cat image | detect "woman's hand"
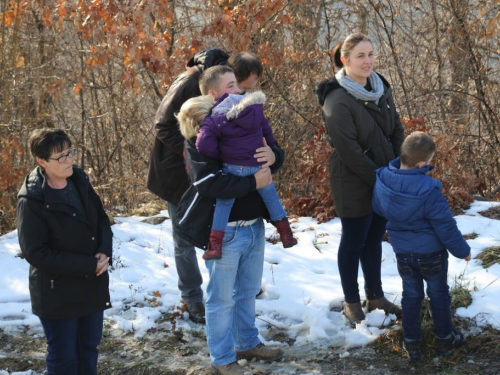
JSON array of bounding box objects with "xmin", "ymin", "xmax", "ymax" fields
[
  {"xmin": 254, "ymin": 138, "xmax": 276, "ymax": 168},
  {"xmin": 95, "ymin": 253, "xmax": 110, "ymax": 276}
]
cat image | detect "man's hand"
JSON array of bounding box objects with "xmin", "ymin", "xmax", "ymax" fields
[
  {"xmin": 254, "ymin": 167, "xmax": 272, "ymax": 189},
  {"xmin": 464, "ymin": 252, "xmax": 471, "ymax": 262},
  {"xmin": 254, "ymin": 138, "xmax": 276, "ymax": 168}
]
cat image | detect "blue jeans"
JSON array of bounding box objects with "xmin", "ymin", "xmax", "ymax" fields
[
  {"xmin": 211, "ymin": 163, "xmax": 286, "ymax": 231},
  {"xmin": 39, "ymin": 310, "xmax": 104, "ymax": 375},
  {"xmin": 396, "ymin": 250, "xmax": 453, "ymax": 340},
  {"xmin": 167, "ymin": 202, "xmax": 204, "ymax": 303},
  {"xmin": 205, "ymin": 219, "xmax": 265, "ymax": 366},
  {"xmin": 338, "ymin": 212, "xmax": 386, "ymax": 302}
]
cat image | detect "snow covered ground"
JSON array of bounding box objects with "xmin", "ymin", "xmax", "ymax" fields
[{"xmin": 1, "ymin": 200, "xmax": 499, "ymax": 364}]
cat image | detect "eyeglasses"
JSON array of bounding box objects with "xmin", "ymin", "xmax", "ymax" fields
[{"xmin": 47, "ymin": 148, "xmax": 76, "ymax": 164}]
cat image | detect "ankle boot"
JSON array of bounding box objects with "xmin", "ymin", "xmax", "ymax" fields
[
  {"xmin": 273, "ymin": 218, "xmax": 298, "ymax": 248},
  {"xmin": 343, "ymin": 301, "xmax": 365, "ymax": 328},
  {"xmin": 366, "ymin": 296, "xmax": 402, "ymax": 318},
  {"xmin": 203, "ymin": 230, "xmax": 224, "ymax": 260}
]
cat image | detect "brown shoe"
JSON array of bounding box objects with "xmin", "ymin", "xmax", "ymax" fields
[
  {"xmin": 235, "ymin": 343, "xmax": 283, "ymax": 362},
  {"xmin": 211, "ymin": 361, "xmax": 246, "ymax": 375},
  {"xmin": 366, "ymin": 296, "xmax": 402, "ymax": 318},
  {"xmin": 186, "ymin": 301, "xmax": 205, "ymax": 324},
  {"xmin": 343, "ymin": 301, "xmax": 365, "ymax": 328}
]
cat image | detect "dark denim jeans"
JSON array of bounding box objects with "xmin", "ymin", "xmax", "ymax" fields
[
  {"xmin": 39, "ymin": 310, "xmax": 103, "ymax": 375},
  {"xmin": 396, "ymin": 249, "xmax": 453, "ymax": 340},
  {"xmin": 338, "ymin": 212, "xmax": 386, "ymax": 303},
  {"xmin": 168, "ymin": 202, "xmax": 204, "ymax": 303}
]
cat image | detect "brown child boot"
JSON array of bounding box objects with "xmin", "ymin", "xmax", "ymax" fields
[
  {"xmin": 273, "ymin": 218, "xmax": 298, "ymax": 248},
  {"xmin": 203, "ymin": 230, "xmax": 224, "ymax": 260}
]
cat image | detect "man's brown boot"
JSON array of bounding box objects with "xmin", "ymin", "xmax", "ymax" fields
[
  {"xmin": 236, "ymin": 343, "xmax": 283, "ymax": 362},
  {"xmin": 366, "ymin": 296, "xmax": 402, "ymax": 318},
  {"xmin": 211, "ymin": 361, "xmax": 246, "ymax": 374},
  {"xmin": 343, "ymin": 301, "xmax": 365, "ymax": 328}
]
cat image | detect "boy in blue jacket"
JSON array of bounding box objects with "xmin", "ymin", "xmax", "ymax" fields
[{"xmin": 372, "ymin": 131, "xmax": 471, "ymax": 359}]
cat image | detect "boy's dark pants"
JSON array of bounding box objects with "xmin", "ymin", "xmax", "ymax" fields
[{"xmin": 396, "ymin": 249, "xmax": 453, "ymax": 340}]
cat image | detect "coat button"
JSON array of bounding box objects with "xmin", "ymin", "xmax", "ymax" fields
[
  {"xmin": 73, "ymin": 213, "xmax": 76, "ymax": 216},
  {"xmin": 365, "ymin": 102, "xmax": 368, "ymax": 105},
  {"xmin": 106, "ymin": 302, "xmax": 110, "ymax": 306},
  {"xmin": 46, "ymin": 205, "xmax": 49, "ymax": 208},
  {"xmin": 92, "ymin": 237, "xmax": 95, "ymax": 240}
]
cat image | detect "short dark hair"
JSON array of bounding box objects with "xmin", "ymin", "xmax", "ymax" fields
[
  {"xmin": 227, "ymin": 52, "xmax": 263, "ymax": 83},
  {"xmin": 199, "ymin": 65, "xmax": 234, "ymax": 95},
  {"xmin": 400, "ymin": 131, "xmax": 436, "ymax": 168},
  {"xmin": 29, "ymin": 128, "xmax": 72, "ymax": 161}
]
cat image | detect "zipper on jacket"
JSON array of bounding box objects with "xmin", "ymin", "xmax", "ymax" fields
[{"xmin": 51, "ymin": 280, "xmax": 54, "ymax": 289}]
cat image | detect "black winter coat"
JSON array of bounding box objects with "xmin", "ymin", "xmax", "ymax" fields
[
  {"xmin": 147, "ymin": 49, "xmax": 230, "ymax": 205},
  {"xmin": 16, "ymin": 166, "xmax": 113, "ymax": 319},
  {"xmin": 175, "ymin": 138, "xmax": 284, "ymax": 249},
  {"xmin": 316, "ymin": 73, "xmax": 405, "ymax": 218}
]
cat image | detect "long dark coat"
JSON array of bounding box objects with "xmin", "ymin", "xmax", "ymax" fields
[
  {"xmin": 146, "ymin": 49, "xmax": 229, "ymax": 204},
  {"xmin": 16, "ymin": 166, "xmax": 113, "ymax": 319},
  {"xmin": 316, "ymin": 73, "xmax": 405, "ymax": 217}
]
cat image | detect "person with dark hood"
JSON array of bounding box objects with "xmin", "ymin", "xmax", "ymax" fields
[
  {"xmin": 147, "ymin": 49, "xmax": 272, "ymax": 323},
  {"xmin": 315, "ymin": 32, "xmax": 405, "ymax": 327}
]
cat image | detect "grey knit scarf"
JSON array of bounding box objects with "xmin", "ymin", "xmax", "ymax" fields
[{"xmin": 335, "ymin": 68, "xmax": 384, "ymax": 104}]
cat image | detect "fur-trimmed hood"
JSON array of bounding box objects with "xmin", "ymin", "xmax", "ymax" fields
[{"xmin": 225, "ymin": 91, "xmax": 266, "ymax": 120}]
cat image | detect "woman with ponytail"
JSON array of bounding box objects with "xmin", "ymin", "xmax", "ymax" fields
[{"xmin": 316, "ymin": 33, "xmax": 405, "ymax": 327}]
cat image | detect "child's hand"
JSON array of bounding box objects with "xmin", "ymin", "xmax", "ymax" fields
[
  {"xmin": 254, "ymin": 138, "xmax": 276, "ymax": 168},
  {"xmin": 464, "ymin": 252, "xmax": 471, "ymax": 262}
]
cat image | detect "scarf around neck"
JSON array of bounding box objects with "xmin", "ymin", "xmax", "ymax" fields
[{"xmin": 335, "ymin": 68, "xmax": 384, "ymax": 104}]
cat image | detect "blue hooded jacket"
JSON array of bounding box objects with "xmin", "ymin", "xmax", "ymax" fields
[{"xmin": 372, "ymin": 158, "xmax": 470, "ymax": 258}]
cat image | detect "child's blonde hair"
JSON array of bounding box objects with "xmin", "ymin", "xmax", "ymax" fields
[{"xmin": 177, "ymin": 95, "xmax": 215, "ymax": 139}]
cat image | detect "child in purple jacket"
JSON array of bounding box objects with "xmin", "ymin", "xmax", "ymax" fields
[{"xmin": 195, "ymin": 90, "xmax": 297, "ymax": 260}]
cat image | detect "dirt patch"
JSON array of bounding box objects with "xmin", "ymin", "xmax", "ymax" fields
[{"xmin": 1, "ymin": 318, "xmax": 500, "ymax": 375}]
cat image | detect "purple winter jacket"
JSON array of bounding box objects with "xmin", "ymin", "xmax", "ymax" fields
[{"xmin": 196, "ymin": 91, "xmax": 277, "ymax": 167}]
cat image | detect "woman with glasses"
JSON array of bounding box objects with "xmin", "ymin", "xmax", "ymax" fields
[{"xmin": 16, "ymin": 128, "xmax": 112, "ymax": 375}]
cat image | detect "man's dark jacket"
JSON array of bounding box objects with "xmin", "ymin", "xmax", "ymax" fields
[
  {"xmin": 176, "ymin": 138, "xmax": 284, "ymax": 249},
  {"xmin": 147, "ymin": 49, "xmax": 229, "ymax": 204},
  {"xmin": 17, "ymin": 166, "xmax": 113, "ymax": 319},
  {"xmin": 316, "ymin": 73, "xmax": 405, "ymax": 217}
]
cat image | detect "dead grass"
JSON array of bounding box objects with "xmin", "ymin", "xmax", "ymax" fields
[
  {"xmin": 476, "ymin": 246, "xmax": 500, "ymax": 269},
  {"xmin": 478, "ymin": 205, "xmax": 500, "ymax": 220}
]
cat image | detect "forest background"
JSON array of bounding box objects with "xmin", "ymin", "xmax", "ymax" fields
[{"xmin": 1, "ymin": 0, "xmax": 499, "ymax": 235}]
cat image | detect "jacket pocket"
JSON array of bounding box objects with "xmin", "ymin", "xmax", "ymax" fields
[{"xmin": 42, "ymin": 273, "xmax": 95, "ymax": 310}]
